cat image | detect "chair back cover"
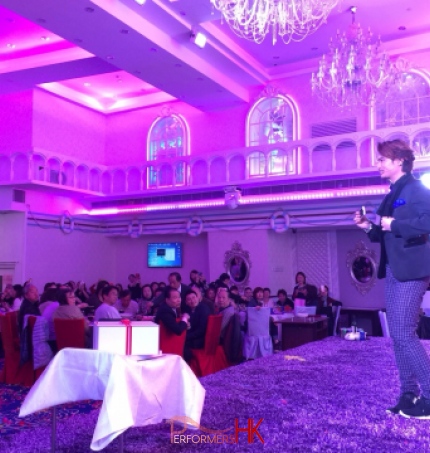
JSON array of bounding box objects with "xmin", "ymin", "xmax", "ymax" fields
[
  {"xmin": 203, "ymin": 315, "xmax": 222, "ymax": 355},
  {"xmin": 378, "ymin": 311, "xmax": 390, "ymax": 338},
  {"xmin": 159, "ymin": 321, "xmax": 186, "ymax": 356},
  {"xmin": 54, "ymin": 318, "xmax": 86, "ymax": 350},
  {"xmin": 332, "ymin": 305, "xmax": 341, "ymax": 336},
  {"xmin": 247, "ymin": 307, "xmax": 271, "ymax": 336}
]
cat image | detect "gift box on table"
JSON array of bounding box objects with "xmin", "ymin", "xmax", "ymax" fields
[{"xmin": 93, "ymin": 321, "xmax": 159, "ymax": 356}]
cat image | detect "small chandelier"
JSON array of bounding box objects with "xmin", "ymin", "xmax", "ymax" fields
[
  {"xmin": 311, "ymin": 6, "xmax": 408, "ymax": 108},
  {"xmin": 210, "ymin": 0, "xmax": 341, "ymax": 45}
]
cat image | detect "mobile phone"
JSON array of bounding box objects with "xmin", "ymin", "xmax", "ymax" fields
[{"xmin": 360, "ymin": 206, "xmax": 366, "ymax": 217}]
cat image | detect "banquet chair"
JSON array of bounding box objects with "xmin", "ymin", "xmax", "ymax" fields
[
  {"xmin": 54, "ymin": 318, "xmax": 86, "ymax": 351},
  {"xmin": 189, "ymin": 314, "xmax": 228, "ymax": 377},
  {"xmin": 243, "ymin": 307, "xmax": 273, "ymax": 360},
  {"xmin": 0, "ymin": 311, "xmax": 22, "ymax": 384},
  {"xmin": 159, "ymin": 321, "xmax": 186, "ymax": 356},
  {"xmin": 378, "ymin": 310, "xmax": 390, "ymax": 338}
]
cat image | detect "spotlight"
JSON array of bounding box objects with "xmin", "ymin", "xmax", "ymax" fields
[
  {"xmin": 135, "ymin": 0, "xmax": 146, "ymax": 5},
  {"xmin": 190, "ymin": 31, "xmax": 207, "ymax": 49},
  {"xmin": 421, "ymin": 173, "xmax": 430, "ymax": 189}
]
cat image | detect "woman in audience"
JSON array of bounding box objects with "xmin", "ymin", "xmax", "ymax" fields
[
  {"xmin": 275, "ymin": 289, "xmax": 294, "ymax": 311},
  {"xmin": 262, "ymin": 287, "xmax": 274, "ymax": 308},
  {"xmin": 292, "ymin": 272, "xmax": 318, "ymax": 307},
  {"xmin": 53, "ymin": 289, "xmax": 91, "ymax": 347},
  {"xmin": 150, "ymin": 282, "xmax": 159, "ymax": 295},
  {"xmin": 0, "ymin": 284, "xmax": 23, "ymax": 312},
  {"xmin": 249, "ymin": 287, "xmax": 264, "ymax": 307},
  {"xmin": 205, "ymin": 287, "xmax": 216, "ymax": 305},
  {"xmin": 140, "ymin": 284, "xmax": 154, "ymax": 315}
]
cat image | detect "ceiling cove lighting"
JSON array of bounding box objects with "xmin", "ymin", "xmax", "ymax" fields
[
  {"xmin": 311, "ymin": 6, "xmax": 409, "ymax": 108},
  {"xmin": 210, "ymin": 0, "xmax": 340, "ymax": 45},
  {"xmin": 88, "ymin": 186, "xmax": 388, "ymax": 216}
]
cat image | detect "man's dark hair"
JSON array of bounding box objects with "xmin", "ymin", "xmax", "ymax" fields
[
  {"xmin": 169, "ymin": 272, "xmax": 181, "ymax": 282},
  {"xmin": 101, "ymin": 285, "xmax": 117, "ymax": 298},
  {"xmin": 377, "ymin": 140, "xmax": 415, "ymax": 173},
  {"xmin": 165, "ymin": 286, "xmax": 180, "ymax": 300},
  {"xmin": 119, "ymin": 289, "xmax": 131, "ymax": 299}
]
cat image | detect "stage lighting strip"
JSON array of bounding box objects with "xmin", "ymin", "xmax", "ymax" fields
[{"xmin": 88, "ymin": 186, "xmax": 388, "ymax": 215}]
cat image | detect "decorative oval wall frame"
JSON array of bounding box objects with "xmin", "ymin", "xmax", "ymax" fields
[
  {"xmin": 186, "ymin": 216, "xmax": 204, "ymax": 236},
  {"xmin": 270, "ymin": 210, "xmax": 290, "ymax": 233},
  {"xmin": 60, "ymin": 211, "xmax": 75, "ymax": 234}
]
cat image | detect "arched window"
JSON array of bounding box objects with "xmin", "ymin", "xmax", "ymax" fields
[
  {"xmin": 147, "ymin": 113, "xmax": 189, "ymax": 187},
  {"xmin": 246, "ymin": 94, "xmax": 299, "ymax": 147},
  {"xmin": 375, "ymin": 71, "xmax": 430, "ymax": 129}
]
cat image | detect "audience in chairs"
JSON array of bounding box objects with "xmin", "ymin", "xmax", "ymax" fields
[
  {"xmin": 18, "ymin": 284, "xmax": 40, "ymax": 334},
  {"xmin": 94, "ymin": 286, "xmax": 120, "ymax": 321},
  {"xmin": 215, "ymin": 287, "xmax": 235, "ymax": 342},
  {"xmin": 114, "ymin": 290, "xmax": 139, "ymax": 317},
  {"xmin": 317, "ymin": 285, "xmax": 342, "ymax": 336},
  {"xmin": 183, "ymin": 290, "xmax": 211, "ymax": 362},
  {"xmin": 154, "ymin": 287, "xmax": 190, "ymax": 335}
]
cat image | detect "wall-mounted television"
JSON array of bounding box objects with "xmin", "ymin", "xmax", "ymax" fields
[{"xmin": 147, "ymin": 242, "xmax": 183, "ymax": 268}]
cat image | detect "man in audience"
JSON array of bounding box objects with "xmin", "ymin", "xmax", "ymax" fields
[
  {"xmin": 114, "ymin": 289, "xmax": 139, "ymax": 317},
  {"xmin": 127, "ymin": 274, "xmax": 142, "ymax": 301},
  {"xmin": 183, "ymin": 290, "xmax": 211, "ymax": 362},
  {"xmin": 243, "ymin": 287, "xmax": 253, "ymax": 304},
  {"xmin": 153, "ymin": 272, "xmax": 190, "ymax": 313},
  {"xmin": 154, "ymin": 287, "xmax": 189, "ymax": 335},
  {"xmin": 87, "ymin": 280, "xmax": 109, "ymax": 310},
  {"xmin": 18, "ymin": 284, "xmax": 41, "ymax": 333},
  {"xmin": 216, "ymin": 287, "xmax": 235, "ymax": 342},
  {"xmin": 94, "ymin": 285, "xmax": 121, "ymax": 321},
  {"xmin": 317, "ymin": 285, "xmax": 342, "ymax": 336},
  {"xmin": 190, "ymin": 284, "xmax": 215, "ymax": 314}
]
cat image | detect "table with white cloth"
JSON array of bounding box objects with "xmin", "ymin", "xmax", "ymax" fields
[{"xmin": 19, "ymin": 348, "xmax": 206, "ymax": 451}]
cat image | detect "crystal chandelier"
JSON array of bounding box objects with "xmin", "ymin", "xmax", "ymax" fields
[
  {"xmin": 311, "ymin": 7, "xmax": 408, "ymax": 108},
  {"xmin": 210, "ymin": 0, "xmax": 340, "ymax": 45}
]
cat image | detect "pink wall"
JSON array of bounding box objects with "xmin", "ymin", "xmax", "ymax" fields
[
  {"xmin": 32, "ymin": 89, "xmax": 106, "ymax": 163},
  {"xmin": 25, "ymin": 225, "xmax": 115, "ymax": 291},
  {"xmin": 0, "ymin": 91, "xmax": 33, "ymax": 154}
]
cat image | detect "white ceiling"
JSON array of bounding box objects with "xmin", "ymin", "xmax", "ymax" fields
[{"xmin": 0, "ymin": 0, "xmax": 429, "ymax": 113}]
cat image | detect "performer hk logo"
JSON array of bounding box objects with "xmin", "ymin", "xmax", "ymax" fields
[{"xmin": 168, "ymin": 416, "xmax": 264, "ymax": 444}]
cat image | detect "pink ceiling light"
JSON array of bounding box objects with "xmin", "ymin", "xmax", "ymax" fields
[{"xmin": 210, "ymin": 0, "xmax": 340, "ymax": 45}]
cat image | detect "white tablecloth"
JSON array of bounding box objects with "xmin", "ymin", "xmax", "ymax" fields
[{"xmin": 19, "ymin": 348, "xmax": 205, "ymax": 451}]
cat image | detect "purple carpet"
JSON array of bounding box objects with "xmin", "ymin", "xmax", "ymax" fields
[{"xmin": 2, "ymin": 337, "xmax": 430, "ymax": 452}]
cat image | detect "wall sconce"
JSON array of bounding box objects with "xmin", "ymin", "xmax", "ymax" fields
[{"xmin": 190, "ymin": 31, "xmax": 207, "ymax": 49}]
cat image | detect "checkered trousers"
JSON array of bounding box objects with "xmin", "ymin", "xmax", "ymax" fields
[{"xmin": 385, "ymin": 265, "xmax": 430, "ymax": 397}]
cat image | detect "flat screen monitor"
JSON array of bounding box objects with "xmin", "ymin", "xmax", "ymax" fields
[{"xmin": 147, "ymin": 242, "xmax": 182, "ymax": 268}]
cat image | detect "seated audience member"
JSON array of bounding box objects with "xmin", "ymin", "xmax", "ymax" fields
[
  {"xmin": 159, "ymin": 282, "xmax": 166, "ymax": 288},
  {"xmin": 0, "ymin": 284, "xmax": 23, "ymax": 312},
  {"xmin": 229, "ymin": 285, "xmax": 246, "ymax": 309},
  {"xmin": 249, "ymin": 287, "xmax": 264, "ymax": 307},
  {"xmin": 154, "ymin": 287, "xmax": 189, "ymax": 336},
  {"xmin": 216, "ymin": 287, "xmax": 235, "ymax": 342},
  {"xmin": 183, "ymin": 290, "xmax": 211, "ymax": 362},
  {"xmin": 140, "ymin": 284, "xmax": 154, "ymax": 315},
  {"xmin": 18, "ymin": 284, "xmax": 41, "ymax": 333},
  {"xmin": 39, "ymin": 288, "xmax": 60, "ymax": 347},
  {"xmin": 74, "ymin": 281, "xmax": 89, "ymax": 303},
  {"xmin": 243, "ymin": 287, "xmax": 253, "ymax": 304},
  {"xmin": 53, "ymin": 289, "xmax": 91, "ymax": 347},
  {"xmin": 153, "ymin": 272, "xmax": 190, "ymax": 314},
  {"xmin": 87, "ymin": 280, "xmax": 109, "ymax": 310},
  {"xmin": 317, "ymin": 285, "xmax": 342, "ymax": 336},
  {"xmin": 127, "ymin": 274, "xmax": 142, "ymax": 301},
  {"xmin": 189, "ymin": 270, "xmax": 208, "ymax": 291},
  {"xmin": 216, "ymin": 273, "xmax": 231, "ymax": 290},
  {"xmin": 114, "ymin": 290, "xmax": 139, "ymax": 317},
  {"xmin": 275, "ymin": 289, "xmax": 294, "ymax": 311},
  {"xmin": 150, "ymin": 282, "xmax": 159, "ymax": 296},
  {"xmin": 94, "ymin": 285, "xmax": 121, "ymax": 321},
  {"xmin": 205, "ymin": 287, "xmax": 216, "ymax": 304},
  {"xmin": 190, "ymin": 284, "xmax": 215, "ymax": 314},
  {"xmin": 262, "ymin": 288, "xmax": 274, "ymax": 308}
]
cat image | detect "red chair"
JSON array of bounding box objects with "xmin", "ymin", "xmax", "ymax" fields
[
  {"xmin": 0, "ymin": 311, "xmax": 22, "ymax": 384},
  {"xmin": 54, "ymin": 318, "xmax": 86, "ymax": 351},
  {"xmin": 159, "ymin": 321, "xmax": 186, "ymax": 356},
  {"xmin": 189, "ymin": 315, "xmax": 229, "ymax": 377}
]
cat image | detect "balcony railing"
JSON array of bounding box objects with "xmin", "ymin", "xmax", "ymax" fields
[{"xmin": 0, "ymin": 122, "xmax": 429, "ymax": 197}]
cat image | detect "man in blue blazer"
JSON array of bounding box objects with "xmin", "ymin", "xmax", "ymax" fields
[{"xmin": 354, "ymin": 139, "xmax": 430, "ymax": 419}]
